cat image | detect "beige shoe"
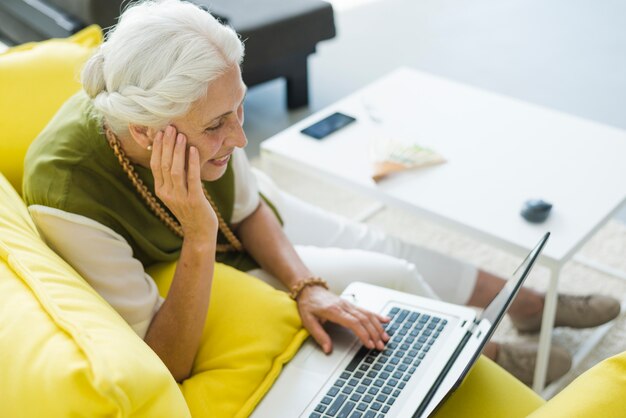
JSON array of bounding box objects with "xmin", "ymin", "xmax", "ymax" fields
[
  {"xmin": 511, "ymin": 294, "xmax": 621, "ymax": 333},
  {"xmin": 495, "ymin": 342, "xmax": 572, "ymax": 386}
]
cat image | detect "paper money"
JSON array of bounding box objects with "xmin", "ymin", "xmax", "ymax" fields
[{"xmin": 370, "ymin": 137, "xmax": 446, "ymax": 182}]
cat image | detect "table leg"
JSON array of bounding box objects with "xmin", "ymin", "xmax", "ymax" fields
[{"xmin": 532, "ymin": 263, "xmax": 561, "ymax": 393}]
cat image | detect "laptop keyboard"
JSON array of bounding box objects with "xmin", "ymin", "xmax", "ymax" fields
[{"xmin": 308, "ymin": 307, "xmax": 448, "ymax": 418}]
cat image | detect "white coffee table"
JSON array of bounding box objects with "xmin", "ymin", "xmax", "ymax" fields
[{"xmin": 260, "ymin": 67, "xmax": 626, "ymax": 393}]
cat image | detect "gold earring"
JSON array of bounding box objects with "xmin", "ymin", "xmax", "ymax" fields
[{"xmin": 147, "ymin": 145, "xmax": 153, "ymax": 151}]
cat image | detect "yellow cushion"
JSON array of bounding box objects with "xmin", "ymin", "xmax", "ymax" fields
[
  {"xmin": 528, "ymin": 351, "xmax": 626, "ymax": 418},
  {"xmin": 147, "ymin": 262, "xmax": 309, "ymax": 418},
  {"xmin": 0, "ymin": 173, "xmax": 190, "ymax": 417},
  {"xmin": 0, "ymin": 25, "xmax": 102, "ymax": 193},
  {"xmin": 433, "ymin": 356, "xmax": 545, "ymax": 418}
]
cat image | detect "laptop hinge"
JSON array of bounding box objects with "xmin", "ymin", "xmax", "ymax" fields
[{"xmin": 468, "ymin": 319, "xmax": 481, "ymax": 334}]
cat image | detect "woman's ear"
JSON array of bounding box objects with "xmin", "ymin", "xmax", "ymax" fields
[{"xmin": 128, "ymin": 124, "xmax": 158, "ymax": 150}]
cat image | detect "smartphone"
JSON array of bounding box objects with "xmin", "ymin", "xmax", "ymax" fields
[{"xmin": 300, "ymin": 112, "xmax": 357, "ymax": 140}]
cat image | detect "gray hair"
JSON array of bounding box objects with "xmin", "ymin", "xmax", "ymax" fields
[{"xmin": 81, "ymin": 0, "xmax": 244, "ymax": 135}]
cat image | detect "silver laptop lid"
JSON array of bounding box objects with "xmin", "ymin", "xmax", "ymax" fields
[
  {"xmin": 413, "ymin": 232, "xmax": 550, "ymax": 417},
  {"xmin": 479, "ymin": 231, "xmax": 550, "ymax": 334}
]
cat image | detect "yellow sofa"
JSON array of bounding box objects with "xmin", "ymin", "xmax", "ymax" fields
[
  {"xmin": 0, "ymin": 26, "xmax": 309, "ymax": 418},
  {"xmin": 2, "ymin": 25, "xmax": 625, "ymax": 418}
]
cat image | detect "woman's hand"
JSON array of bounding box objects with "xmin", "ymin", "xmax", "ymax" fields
[
  {"xmin": 150, "ymin": 125, "xmax": 218, "ymax": 239},
  {"xmin": 297, "ymin": 286, "xmax": 390, "ymax": 354}
]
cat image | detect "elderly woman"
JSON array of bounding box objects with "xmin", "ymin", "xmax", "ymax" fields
[{"xmin": 23, "ymin": 0, "xmax": 618, "ymax": 386}]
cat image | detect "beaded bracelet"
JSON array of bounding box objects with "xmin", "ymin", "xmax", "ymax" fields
[{"xmin": 289, "ymin": 277, "xmax": 329, "ymax": 300}]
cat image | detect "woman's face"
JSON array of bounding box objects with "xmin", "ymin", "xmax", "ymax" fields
[{"xmin": 170, "ymin": 64, "xmax": 248, "ymax": 181}]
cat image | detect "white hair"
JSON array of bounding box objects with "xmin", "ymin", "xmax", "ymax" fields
[{"xmin": 81, "ymin": 0, "xmax": 244, "ymax": 135}]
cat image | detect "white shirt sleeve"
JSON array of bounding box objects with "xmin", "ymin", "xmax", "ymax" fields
[
  {"xmin": 231, "ymin": 147, "xmax": 260, "ymax": 224},
  {"xmin": 28, "ymin": 205, "xmax": 164, "ymax": 339}
]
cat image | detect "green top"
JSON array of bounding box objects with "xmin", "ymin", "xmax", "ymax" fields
[{"xmin": 23, "ymin": 91, "xmax": 261, "ymax": 271}]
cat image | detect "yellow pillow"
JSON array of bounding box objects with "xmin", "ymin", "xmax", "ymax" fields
[
  {"xmin": 0, "ymin": 173, "xmax": 190, "ymax": 417},
  {"xmin": 527, "ymin": 351, "xmax": 626, "ymax": 418},
  {"xmin": 147, "ymin": 262, "xmax": 309, "ymax": 418},
  {"xmin": 0, "ymin": 25, "xmax": 102, "ymax": 193}
]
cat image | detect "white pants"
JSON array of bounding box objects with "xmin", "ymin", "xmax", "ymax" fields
[{"xmin": 249, "ymin": 171, "xmax": 477, "ymax": 305}]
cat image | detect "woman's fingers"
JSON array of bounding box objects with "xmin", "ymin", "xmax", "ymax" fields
[
  {"xmin": 357, "ymin": 306, "xmax": 390, "ymax": 340},
  {"xmin": 160, "ymin": 125, "xmax": 177, "ymax": 190},
  {"xmin": 347, "ymin": 305, "xmax": 388, "ymax": 350},
  {"xmin": 150, "ymin": 131, "xmax": 164, "ymax": 188},
  {"xmin": 325, "ymin": 306, "xmax": 376, "ymax": 350},
  {"xmin": 298, "ymin": 288, "xmax": 389, "ymax": 353},
  {"xmin": 377, "ymin": 313, "xmax": 392, "ymax": 324},
  {"xmin": 171, "ymin": 133, "xmax": 187, "ymax": 194},
  {"xmin": 187, "ymin": 146, "xmax": 203, "ymax": 198},
  {"xmin": 351, "ymin": 306, "xmax": 388, "ymax": 350},
  {"xmin": 329, "ymin": 303, "xmax": 390, "ymax": 350},
  {"xmin": 302, "ymin": 313, "xmax": 333, "ymax": 354},
  {"xmin": 145, "ymin": 128, "xmax": 216, "ymax": 235},
  {"xmin": 345, "ymin": 306, "xmax": 379, "ymax": 349}
]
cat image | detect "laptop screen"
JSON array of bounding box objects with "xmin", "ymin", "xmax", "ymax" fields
[
  {"xmin": 412, "ymin": 232, "xmax": 550, "ymax": 418},
  {"xmin": 479, "ymin": 232, "xmax": 550, "ymax": 326}
]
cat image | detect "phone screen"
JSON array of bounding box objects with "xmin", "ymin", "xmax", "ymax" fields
[{"xmin": 300, "ymin": 112, "xmax": 357, "ymax": 140}]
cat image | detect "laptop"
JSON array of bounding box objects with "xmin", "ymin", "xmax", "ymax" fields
[{"xmin": 251, "ymin": 232, "xmax": 550, "ymax": 418}]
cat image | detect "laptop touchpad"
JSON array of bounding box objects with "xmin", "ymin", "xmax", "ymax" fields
[{"xmin": 293, "ymin": 323, "xmax": 358, "ymax": 375}]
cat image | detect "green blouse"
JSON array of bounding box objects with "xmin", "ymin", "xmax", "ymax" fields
[{"xmin": 23, "ymin": 91, "xmax": 261, "ymax": 271}]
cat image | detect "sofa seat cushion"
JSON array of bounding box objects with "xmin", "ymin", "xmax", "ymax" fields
[
  {"xmin": 0, "ymin": 173, "xmax": 190, "ymax": 417},
  {"xmin": 147, "ymin": 262, "xmax": 309, "ymax": 418},
  {"xmin": 0, "ymin": 24, "xmax": 101, "ymax": 193}
]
